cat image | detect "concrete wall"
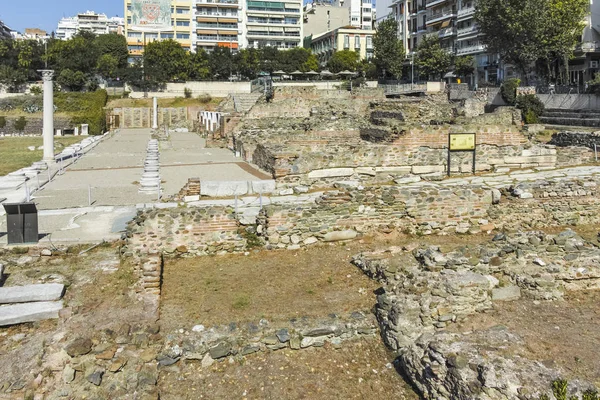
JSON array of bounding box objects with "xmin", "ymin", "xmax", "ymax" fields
[
  {"xmin": 128, "ymin": 81, "xmax": 251, "ymax": 98},
  {"xmin": 273, "ymin": 81, "xmax": 379, "ymax": 89},
  {"xmin": 537, "ymin": 94, "xmax": 600, "ymax": 110}
]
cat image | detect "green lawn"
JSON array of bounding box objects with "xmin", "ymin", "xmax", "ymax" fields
[{"xmin": 0, "ymin": 136, "xmax": 83, "ymax": 176}]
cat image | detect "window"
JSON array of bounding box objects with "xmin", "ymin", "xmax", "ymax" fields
[
  {"xmin": 176, "ymin": 33, "xmax": 190, "ymax": 39},
  {"xmin": 161, "ymin": 33, "xmax": 174, "ymax": 38},
  {"xmin": 176, "ymin": 20, "xmax": 190, "ymax": 26},
  {"xmin": 366, "ymin": 35, "xmax": 372, "ymax": 48},
  {"xmin": 127, "ymin": 32, "xmax": 142, "ymax": 38},
  {"xmin": 176, "ymin": 8, "xmax": 190, "ymax": 14},
  {"xmin": 146, "ymin": 33, "xmax": 158, "ymax": 39},
  {"xmin": 344, "ymin": 35, "xmax": 349, "ymax": 48},
  {"xmin": 354, "ymin": 35, "xmax": 360, "ymax": 49}
]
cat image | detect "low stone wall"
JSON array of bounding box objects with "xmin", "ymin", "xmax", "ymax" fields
[
  {"xmin": 549, "ymin": 131, "xmax": 600, "ymax": 149},
  {"xmin": 537, "ymin": 93, "xmax": 600, "ymax": 109},
  {"xmin": 162, "ymin": 311, "xmax": 378, "ymax": 363},
  {"xmin": 0, "ymin": 116, "xmax": 73, "ymax": 136}
]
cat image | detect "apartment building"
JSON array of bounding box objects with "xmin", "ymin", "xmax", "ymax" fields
[
  {"xmin": 349, "ymin": 0, "xmax": 375, "ymax": 30},
  {"xmin": 195, "ymin": 0, "xmax": 241, "ymax": 53},
  {"xmin": 568, "ymin": 0, "xmax": 600, "ymax": 84},
  {"xmin": 303, "ymin": 0, "xmax": 350, "ymax": 38},
  {"xmin": 244, "ymin": 0, "xmax": 303, "ymax": 49},
  {"xmin": 56, "ymin": 11, "xmax": 125, "ymax": 40},
  {"xmin": 125, "ymin": 0, "xmax": 194, "ymax": 59},
  {"xmin": 0, "ymin": 20, "xmax": 11, "ymax": 39},
  {"xmin": 310, "ymin": 25, "xmax": 374, "ymax": 66}
]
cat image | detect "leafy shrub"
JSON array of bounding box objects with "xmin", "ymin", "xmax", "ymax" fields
[
  {"xmin": 55, "ymin": 90, "xmax": 108, "ymax": 135},
  {"xmin": 29, "ymin": 86, "xmax": 42, "ymax": 95},
  {"xmin": 13, "ymin": 116, "xmax": 27, "ymax": 132},
  {"xmin": 501, "ymin": 78, "xmax": 521, "ymax": 105},
  {"xmin": 197, "ymin": 94, "xmax": 212, "ymax": 103},
  {"xmin": 0, "ymin": 116, "xmax": 6, "ymax": 129},
  {"xmin": 516, "ymin": 94, "xmax": 545, "ymax": 124},
  {"xmin": 184, "ymin": 87, "xmax": 192, "ymax": 98},
  {"xmin": 539, "ymin": 379, "xmax": 598, "ymax": 400}
]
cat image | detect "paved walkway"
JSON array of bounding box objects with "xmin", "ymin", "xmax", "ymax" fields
[
  {"xmin": 33, "ymin": 129, "xmax": 266, "ymax": 210},
  {"xmin": 0, "ymin": 129, "xmax": 270, "ymax": 245}
]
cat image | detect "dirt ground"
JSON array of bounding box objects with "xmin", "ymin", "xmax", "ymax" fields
[
  {"xmin": 160, "ymin": 242, "xmax": 381, "ymax": 332},
  {"xmin": 158, "ymin": 337, "xmax": 419, "ymax": 400},
  {"xmin": 451, "ymin": 290, "xmax": 600, "ymax": 387}
]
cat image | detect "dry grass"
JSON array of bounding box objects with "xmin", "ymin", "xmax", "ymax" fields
[
  {"xmin": 160, "ymin": 242, "xmax": 381, "ymax": 331},
  {"xmin": 0, "ymin": 136, "xmax": 83, "ymax": 176}
]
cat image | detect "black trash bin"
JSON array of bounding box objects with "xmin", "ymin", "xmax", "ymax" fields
[{"xmin": 3, "ymin": 203, "xmax": 39, "ymax": 244}]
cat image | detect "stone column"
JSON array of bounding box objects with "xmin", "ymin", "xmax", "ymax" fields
[
  {"xmin": 39, "ymin": 70, "xmax": 54, "ymax": 163},
  {"xmin": 152, "ymin": 97, "xmax": 158, "ymax": 129}
]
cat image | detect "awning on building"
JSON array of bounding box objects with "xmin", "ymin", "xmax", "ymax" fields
[
  {"xmin": 440, "ymin": 20, "xmax": 450, "ymax": 28},
  {"xmin": 218, "ymin": 18, "xmax": 237, "ymax": 23}
]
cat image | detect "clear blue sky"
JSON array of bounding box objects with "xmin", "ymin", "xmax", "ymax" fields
[{"xmin": 0, "ymin": 0, "xmax": 123, "ymax": 33}]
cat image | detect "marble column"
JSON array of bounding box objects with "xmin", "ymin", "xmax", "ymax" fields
[
  {"xmin": 39, "ymin": 70, "xmax": 54, "ymax": 163},
  {"xmin": 152, "ymin": 97, "xmax": 158, "ymax": 129}
]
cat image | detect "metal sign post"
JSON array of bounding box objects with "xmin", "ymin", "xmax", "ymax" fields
[{"xmin": 448, "ymin": 133, "xmax": 477, "ymax": 176}]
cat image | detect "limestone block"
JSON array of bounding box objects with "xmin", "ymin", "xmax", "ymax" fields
[
  {"xmin": 307, "ymin": 168, "xmax": 354, "ymax": 179},
  {"xmin": 0, "ymin": 284, "xmax": 64, "ymax": 304},
  {"xmin": 184, "ymin": 195, "xmax": 200, "ymax": 202},
  {"xmin": 0, "ymin": 301, "xmax": 63, "ymax": 326},
  {"xmin": 412, "ymin": 165, "xmax": 445, "ymax": 175},
  {"xmin": 375, "ymin": 166, "xmax": 412, "ymax": 175},
  {"xmin": 491, "ymin": 286, "xmax": 521, "ymax": 301},
  {"xmin": 355, "ymin": 167, "xmax": 376, "ymax": 176},
  {"xmin": 251, "ymin": 180, "xmax": 276, "ymax": 194},
  {"xmin": 323, "ymin": 230, "xmax": 357, "ymax": 242},
  {"xmin": 200, "ymin": 181, "xmax": 249, "ymax": 197}
]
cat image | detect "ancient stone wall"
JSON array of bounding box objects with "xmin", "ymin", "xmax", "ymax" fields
[
  {"xmin": 0, "ymin": 116, "xmax": 74, "ymax": 136},
  {"xmin": 550, "ymin": 131, "xmax": 600, "ymax": 149},
  {"xmin": 111, "ymin": 107, "xmax": 190, "ymax": 129}
]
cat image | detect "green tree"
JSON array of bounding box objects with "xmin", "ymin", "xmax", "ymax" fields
[
  {"xmin": 14, "ymin": 116, "xmax": 27, "ymax": 132},
  {"xmin": 259, "ymin": 46, "xmax": 281, "ymax": 73},
  {"xmin": 373, "ymin": 18, "xmax": 405, "ymax": 79},
  {"xmin": 56, "ymin": 69, "xmax": 87, "ymax": 91},
  {"xmin": 475, "ymin": 0, "xmax": 588, "ymax": 81},
  {"xmin": 454, "ymin": 55, "xmax": 474, "ymax": 80},
  {"xmin": 327, "ymin": 50, "xmax": 359, "ymax": 73},
  {"xmin": 144, "ymin": 39, "xmax": 191, "ymax": 83},
  {"xmin": 208, "ymin": 46, "xmax": 235, "ymax": 79},
  {"xmin": 189, "ymin": 49, "xmax": 211, "ymax": 80},
  {"xmin": 416, "ymin": 34, "xmax": 452, "ymax": 80},
  {"xmin": 96, "ymin": 54, "xmax": 119, "ymax": 80},
  {"xmin": 278, "ymin": 47, "xmax": 318, "ymax": 72},
  {"xmin": 236, "ymin": 48, "xmax": 260, "ymax": 79},
  {"xmin": 0, "ymin": 65, "xmax": 27, "ymax": 92},
  {"xmin": 94, "ymin": 33, "xmax": 128, "ymax": 69}
]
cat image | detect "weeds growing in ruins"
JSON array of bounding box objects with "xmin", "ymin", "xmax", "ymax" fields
[{"xmin": 538, "ymin": 379, "xmax": 599, "ymax": 400}]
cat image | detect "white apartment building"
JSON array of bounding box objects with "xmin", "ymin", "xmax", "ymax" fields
[
  {"xmin": 56, "ymin": 11, "xmax": 125, "ymax": 40},
  {"xmin": 303, "ymin": 0, "xmax": 350, "ymax": 38},
  {"xmin": 0, "ymin": 20, "xmax": 11, "ymax": 39},
  {"xmin": 243, "ymin": 0, "xmax": 304, "ymax": 49},
  {"xmin": 349, "ymin": 0, "xmax": 374, "ymax": 30}
]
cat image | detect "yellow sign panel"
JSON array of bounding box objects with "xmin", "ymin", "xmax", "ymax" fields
[{"xmin": 449, "ymin": 133, "xmax": 476, "ymax": 151}]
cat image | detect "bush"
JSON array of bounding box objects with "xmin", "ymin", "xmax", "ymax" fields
[
  {"xmin": 184, "ymin": 87, "xmax": 192, "ymax": 98},
  {"xmin": 55, "ymin": 90, "xmax": 108, "ymax": 135},
  {"xmin": 14, "ymin": 116, "xmax": 27, "ymax": 132},
  {"xmin": 0, "ymin": 116, "xmax": 5, "ymax": 129},
  {"xmin": 29, "ymin": 86, "xmax": 42, "ymax": 95},
  {"xmin": 516, "ymin": 94, "xmax": 545, "ymax": 124},
  {"xmin": 197, "ymin": 93, "xmax": 212, "ymax": 103},
  {"xmin": 501, "ymin": 78, "xmax": 521, "ymax": 105}
]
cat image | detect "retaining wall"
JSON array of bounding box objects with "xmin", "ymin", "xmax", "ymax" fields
[{"xmin": 537, "ymin": 93, "xmax": 600, "ymax": 109}]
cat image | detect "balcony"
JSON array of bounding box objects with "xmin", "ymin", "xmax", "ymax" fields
[
  {"xmin": 197, "ymin": 11, "xmax": 238, "ymax": 17},
  {"xmin": 576, "ymin": 41, "xmax": 600, "ymax": 53},
  {"xmin": 196, "ymin": 0, "xmax": 238, "ymax": 3},
  {"xmin": 457, "ymin": 24, "xmax": 478, "ymax": 37},
  {"xmin": 457, "ymin": 6, "xmax": 475, "ymax": 19},
  {"xmin": 456, "ymin": 43, "xmax": 486, "ymax": 55},
  {"xmin": 417, "ymin": 25, "xmax": 427, "ymax": 33},
  {"xmin": 438, "ymin": 26, "xmax": 456, "ymax": 38},
  {"xmin": 427, "ymin": 9, "xmax": 456, "ymax": 24},
  {"xmin": 426, "ymin": 0, "xmax": 449, "ymax": 8}
]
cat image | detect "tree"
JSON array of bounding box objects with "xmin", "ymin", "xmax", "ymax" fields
[
  {"xmin": 416, "ymin": 35, "xmax": 452, "ymax": 80},
  {"xmin": 454, "ymin": 56, "xmax": 474, "ymax": 80},
  {"xmin": 0, "ymin": 65, "xmax": 27, "ymax": 92},
  {"xmin": 189, "ymin": 49, "xmax": 210, "ymax": 80},
  {"xmin": 259, "ymin": 46, "xmax": 281, "ymax": 73},
  {"xmin": 236, "ymin": 48, "xmax": 260, "ymax": 80},
  {"xmin": 144, "ymin": 39, "xmax": 191, "ymax": 83},
  {"xmin": 475, "ymin": 0, "xmax": 588, "ymax": 81},
  {"xmin": 57, "ymin": 69, "xmax": 87, "ymax": 91},
  {"xmin": 94, "ymin": 33, "xmax": 128, "ymax": 69},
  {"xmin": 96, "ymin": 54, "xmax": 119, "ymax": 80},
  {"xmin": 327, "ymin": 50, "xmax": 359, "ymax": 73},
  {"xmin": 373, "ymin": 18, "xmax": 405, "ymax": 79},
  {"xmin": 208, "ymin": 46, "xmax": 235, "ymax": 79},
  {"xmin": 278, "ymin": 48, "xmax": 318, "ymax": 72}
]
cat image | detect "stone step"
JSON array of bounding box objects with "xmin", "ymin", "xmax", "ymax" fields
[
  {"xmin": 539, "ymin": 117, "xmax": 600, "ymax": 127},
  {"xmin": 0, "ymin": 283, "xmax": 65, "ymax": 304},
  {"xmin": 0, "ymin": 301, "xmax": 63, "ymax": 326},
  {"xmin": 543, "ymin": 111, "xmax": 600, "ymax": 119}
]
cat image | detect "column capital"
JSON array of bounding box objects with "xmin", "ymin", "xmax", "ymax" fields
[{"xmin": 38, "ymin": 70, "xmax": 55, "ymax": 81}]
